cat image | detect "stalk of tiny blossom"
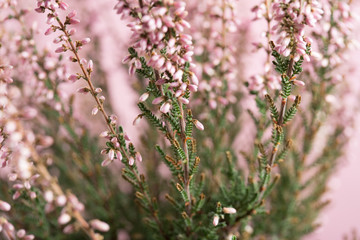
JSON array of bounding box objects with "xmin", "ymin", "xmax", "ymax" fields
[
  {"xmin": 36, "ymin": 0, "xmax": 139, "ymax": 170},
  {"xmin": 116, "ymin": 0, "xmax": 204, "ymax": 215},
  {"xmin": 267, "ymin": 0, "xmax": 322, "ymax": 166},
  {"xmin": 38, "ymin": 1, "xmax": 166, "ymax": 236}
]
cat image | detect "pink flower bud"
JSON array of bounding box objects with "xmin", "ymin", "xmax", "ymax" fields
[
  {"xmin": 45, "ymin": 27, "xmax": 54, "ymax": 35},
  {"xmin": 133, "ymin": 115, "xmax": 142, "ymax": 126},
  {"xmin": 101, "ymin": 158, "xmax": 112, "ymax": 167},
  {"xmin": 13, "ymin": 191, "xmax": 21, "ymax": 200},
  {"xmin": 179, "ymin": 97, "xmax": 189, "ymax": 105},
  {"xmin": 44, "ymin": 190, "xmax": 54, "ymax": 203},
  {"xmin": 213, "ymin": 215, "xmax": 219, "ymax": 226},
  {"xmin": 68, "ymin": 28, "xmax": 76, "ymax": 35},
  {"xmin": 59, "ymin": 1, "xmax": 69, "ymax": 10},
  {"xmin": 223, "ymin": 207, "xmax": 237, "ymax": 214},
  {"xmin": 173, "ymin": 69, "xmax": 183, "ymax": 80},
  {"xmin": 87, "ymin": 60, "xmax": 93, "ymax": 72},
  {"xmin": 77, "ymin": 87, "xmax": 90, "ymax": 94},
  {"xmin": 190, "ymin": 73, "xmax": 199, "ymax": 85},
  {"xmin": 30, "ymin": 191, "xmax": 37, "ymax": 199},
  {"xmin": 160, "ymin": 102, "xmax": 171, "ymax": 114},
  {"xmin": 63, "ymin": 224, "xmax": 75, "ymax": 234},
  {"xmin": 58, "ymin": 213, "xmax": 71, "ymax": 225},
  {"xmin": 68, "ymin": 10, "xmax": 77, "ymax": 18},
  {"xmin": 116, "ymin": 151, "xmax": 122, "ymax": 161},
  {"xmin": 56, "ymin": 195, "xmax": 67, "ymax": 206},
  {"xmin": 24, "ymin": 234, "xmax": 35, "ymax": 240},
  {"xmin": 108, "ymin": 149, "xmax": 115, "ymax": 160},
  {"xmin": 128, "ymin": 157, "xmax": 135, "ymax": 166},
  {"xmin": 55, "ymin": 46, "xmax": 66, "ymax": 53},
  {"xmin": 91, "ymin": 107, "xmax": 99, "ymax": 115},
  {"xmin": 193, "ymin": 120, "xmax": 204, "ymax": 131},
  {"xmin": 122, "ymin": 55, "xmax": 131, "ymax": 64},
  {"xmin": 139, "ymin": 92, "xmax": 149, "ymax": 102},
  {"xmin": 152, "ymin": 96, "xmax": 164, "ymax": 105},
  {"xmin": 135, "ymin": 152, "xmax": 142, "ymax": 162},
  {"xmin": 0, "ymin": 200, "xmax": 11, "ymax": 211},
  {"xmin": 68, "ymin": 74, "xmax": 79, "ymax": 82},
  {"xmin": 90, "ymin": 219, "xmax": 110, "ymax": 232},
  {"xmin": 80, "ymin": 58, "xmax": 88, "ymax": 66},
  {"xmin": 17, "ymin": 229, "xmax": 26, "ymax": 238},
  {"xmin": 99, "ymin": 131, "xmax": 108, "ymax": 138},
  {"xmin": 188, "ymin": 84, "xmax": 198, "ymax": 92},
  {"xmin": 293, "ymin": 80, "xmax": 305, "ymax": 87}
]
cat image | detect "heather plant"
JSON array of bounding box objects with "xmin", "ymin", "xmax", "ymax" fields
[{"xmin": 0, "ymin": 0, "xmax": 358, "ymax": 239}]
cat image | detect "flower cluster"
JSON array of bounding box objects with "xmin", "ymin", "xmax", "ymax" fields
[
  {"xmin": 117, "ymin": 0, "xmax": 199, "ymax": 113},
  {"xmin": 187, "ymin": 0, "xmax": 241, "ymax": 109},
  {"xmin": 0, "ymin": 217, "xmax": 35, "ymax": 240},
  {"xmin": 248, "ymin": 0, "xmax": 323, "ymax": 95},
  {"xmin": 271, "ymin": 0, "xmax": 323, "ymax": 61}
]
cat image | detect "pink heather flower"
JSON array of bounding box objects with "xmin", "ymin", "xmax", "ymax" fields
[
  {"xmin": 128, "ymin": 156, "xmax": 135, "ymax": 166},
  {"xmin": 58, "ymin": 1, "xmax": 69, "ymax": 10},
  {"xmin": 55, "ymin": 46, "xmax": 66, "ymax": 53},
  {"xmin": 160, "ymin": 102, "xmax": 171, "ymax": 114},
  {"xmin": 87, "ymin": 60, "xmax": 94, "ymax": 72},
  {"xmin": 108, "ymin": 149, "xmax": 115, "ymax": 160},
  {"xmin": 77, "ymin": 87, "xmax": 90, "ymax": 94},
  {"xmin": 193, "ymin": 120, "xmax": 204, "ymax": 131},
  {"xmin": 81, "ymin": 37, "xmax": 91, "ymax": 45},
  {"xmin": 91, "ymin": 107, "xmax": 99, "ymax": 116},
  {"xmin": 68, "ymin": 74, "xmax": 79, "ymax": 82},
  {"xmin": 68, "ymin": 28, "xmax": 76, "ymax": 35},
  {"xmin": 90, "ymin": 219, "xmax": 110, "ymax": 232},
  {"xmin": 133, "ymin": 115, "xmax": 142, "ymax": 126},
  {"xmin": 44, "ymin": 27, "xmax": 54, "ymax": 35},
  {"xmin": 101, "ymin": 158, "xmax": 112, "ymax": 167},
  {"xmin": 116, "ymin": 151, "xmax": 122, "ymax": 161},
  {"xmin": 213, "ymin": 215, "xmax": 219, "ymax": 226},
  {"xmin": 58, "ymin": 213, "xmax": 71, "ymax": 225},
  {"xmin": 17, "ymin": 229, "xmax": 26, "ymax": 238},
  {"xmin": 99, "ymin": 131, "xmax": 108, "ymax": 138},
  {"xmin": 139, "ymin": 92, "xmax": 149, "ymax": 102},
  {"xmin": 293, "ymin": 79, "xmax": 305, "ymax": 87},
  {"xmin": 56, "ymin": 195, "xmax": 67, "ymax": 206},
  {"xmin": 223, "ymin": 207, "xmax": 237, "ymax": 214},
  {"xmin": 152, "ymin": 96, "xmax": 164, "ymax": 105},
  {"xmin": 178, "ymin": 97, "xmax": 189, "ymax": 105},
  {"xmin": 115, "ymin": 0, "xmax": 199, "ymax": 108},
  {"xmin": 0, "ymin": 200, "xmax": 11, "ymax": 211},
  {"xmin": 135, "ymin": 152, "xmax": 142, "ymax": 162}
]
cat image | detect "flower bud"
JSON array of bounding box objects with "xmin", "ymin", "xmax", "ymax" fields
[
  {"xmin": 193, "ymin": 120, "xmax": 204, "ymax": 131},
  {"xmin": 139, "ymin": 92, "xmax": 149, "ymax": 102},
  {"xmin": 90, "ymin": 219, "xmax": 110, "ymax": 232},
  {"xmin": 223, "ymin": 207, "xmax": 237, "ymax": 214},
  {"xmin": 0, "ymin": 200, "xmax": 11, "ymax": 211},
  {"xmin": 58, "ymin": 213, "xmax": 71, "ymax": 225},
  {"xmin": 128, "ymin": 156, "xmax": 135, "ymax": 166},
  {"xmin": 213, "ymin": 215, "xmax": 219, "ymax": 226}
]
